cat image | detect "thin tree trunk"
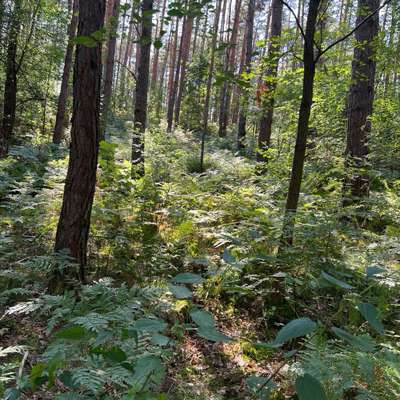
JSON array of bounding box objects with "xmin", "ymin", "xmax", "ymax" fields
[
  {"xmin": 156, "ymin": 30, "xmax": 172, "ymax": 118},
  {"xmin": 281, "ymin": 0, "xmax": 321, "ymax": 247},
  {"xmin": 151, "ymin": 0, "xmax": 167, "ymax": 91},
  {"xmin": 200, "ymin": 0, "xmax": 222, "ymax": 172},
  {"xmin": 167, "ymin": 17, "xmax": 183, "ymax": 132},
  {"xmin": 237, "ymin": 0, "xmax": 255, "ymax": 150},
  {"xmin": 166, "ymin": 18, "xmax": 180, "ymax": 127},
  {"xmin": 52, "ymin": 0, "xmax": 105, "ymax": 290},
  {"xmin": 53, "ymin": 0, "xmax": 79, "ymax": 145},
  {"xmin": 343, "ymin": 0, "xmax": 379, "ymax": 205},
  {"xmin": 100, "ymin": 0, "xmax": 120, "ymax": 140},
  {"xmin": 131, "ymin": 0, "xmax": 153, "ymax": 176},
  {"xmin": 218, "ymin": 0, "xmax": 241, "ymax": 137},
  {"xmin": 0, "ymin": 0, "xmax": 22, "ymax": 158},
  {"xmin": 175, "ymin": 15, "xmax": 194, "ymax": 125},
  {"xmin": 257, "ymin": 0, "xmax": 283, "ymax": 162}
]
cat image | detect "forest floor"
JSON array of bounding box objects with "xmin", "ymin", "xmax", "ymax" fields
[{"xmin": 0, "ymin": 121, "xmax": 399, "ymax": 399}]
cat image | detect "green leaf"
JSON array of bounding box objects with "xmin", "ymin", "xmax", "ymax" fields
[
  {"xmin": 74, "ymin": 35, "xmax": 97, "ymax": 48},
  {"xmin": 172, "ymin": 273, "xmax": 204, "ymax": 284},
  {"xmin": 30, "ymin": 363, "xmax": 47, "ymax": 390},
  {"xmin": 132, "ymin": 318, "xmax": 167, "ymax": 333},
  {"xmin": 104, "ymin": 346, "xmax": 127, "ymax": 363},
  {"xmin": 168, "ymin": 284, "xmax": 193, "ymax": 299},
  {"xmin": 321, "ymin": 271, "xmax": 354, "ymax": 289},
  {"xmin": 55, "ymin": 325, "xmax": 87, "ymax": 340},
  {"xmin": 151, "ymin": 334, "xmax": 171, "ymax": 346},
  {"xmin": 131, "ymin": 356, "xmax": 165, "ymax": 390},
  {"xmin": 273, "ymin": 318, "xmax": 317, "ymax": 346},
  {"xmin": 197, "ymin": 326, "xmax": 232, "ymax": 342},
  {"xmin": 295, "ymin": 374, "xmax": 327, "ymax": 400},
  {"xmin": 366, "ymin": 266, "xmax": 385, "ymax": 277},
  {"xmin": 331, "ymin": 327, "xmax": 376, "ymax": 352},
  {"xmin": 190, "ymin": 309, "xmax": 215, "ymax": 328},
  {"xmin": 154, "ymin": 38, "xmax": 163, "ymax": 49},
  {"xmin": 246, "ymin": 375, "xmax": 276, "ymax": 399},
  {"xmin": 357, "ymin": 303, "xmax": 384, "ymax": 334}
]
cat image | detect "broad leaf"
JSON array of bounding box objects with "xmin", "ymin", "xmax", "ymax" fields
[
  {"xmin": 197, "ymin": 326, "xmax": 232, "ymax": 342},
  {"xmin": 132, "ymin": 318, "xmax": 167, "ymax": 333},
  {"xmin": 331, "ymin": 327, "xmax": 376, "ymax": 352},
  {"xmin": 357, "ymin": 303, "xmax": 384, "ymax": 334},
  {"xmin": 246, "ymin": 375, "xmax": 276, "ymax": 399},
  {"xmin": 295, "ymin": 374, "xmax": 327, "ymax": 400},
  {"xmin": 131, "ymin": 356, "xmax": 165, "ymax": 390},
  {"xmin": 366, "ymin": 266, "xmax": 385, "ymax": 277},
  {"xmin": 172, "ymin": 273, "xmax": 204, "ymax": 284},
  {"xmin": 168, "ymin": 284, "xmax": 193, "ymax": 299},
  {"xmin": 55, "ymin": 325, "xmax": 87, "ymax": 340},
  {"xmin": 273, "ymin": 318, "xmax": 317, "ymax": 346},
  {"xmin": 151, "ymin": 334, "xmax": 171, "ymax": 346},
  {"xmin": 190, "ymin": 309, "xmax": 215, "ymax": 328},
  {"xmin": 321, "ymin": 271, "xmax": 354, "ymax": 289}
]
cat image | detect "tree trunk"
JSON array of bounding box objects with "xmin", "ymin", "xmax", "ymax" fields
[
  {"xmin": 167, "ymin": 14, "xmax": 190, "ymax": 133},
  {"xmin": 237, "ymin": 0, "xmax": 255, "ymax": 150},
  {"xmin": 156, "ymin": 29, "xmax": 172, "ymax": 118},
  {"xmin": 175, "ymin": 15, "xmax": 194, "ymax": 125},
  {"xmin": 200, "ymin": 0, "xmax": 222, "ymax": 172},
  {"xmin": 257, "ymin": 0, "xmax": 283, "ymax": 162},
  {"xmin": 218, "ymin": 0, "xmax": 241, "ymax": 137},
  {"xmin": 131, "ymin": 0, "xmax": 153, "ymax": 177},
  {"xmin": 343, "ymin": 0, "xmax": 379, "ymax": 205},
  {"xmin": 100, "ymin": 0, "xmax": 120, "ymax": 140},
  {"xmin": 151, "ymin": 0, "xmax": 167, "ymax": 91},
  {"xmin": 0, "ymin": 0, "xmax": 22, "ymax": 158},
  {"xmin": 53, "ymin": 0, "xmax": 79, "ymax": 145},
  {"xmin": 281, "ymin": 0, "xmax": 321, "ymax": 247},
  {"xmin": 53, "ymin": 0, "xmax": 105, "ymax": 289},
  {"xmin": 166, "ymin": 17, "xmax": 180, "ymax": 131}
]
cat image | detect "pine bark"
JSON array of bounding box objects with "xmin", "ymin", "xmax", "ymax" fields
[
  {"xmin": 131, "ymin": 0, "xmax": 153, "ymax": 176},
  {"xmin": 151, "ymin": 0, "xmax": 167, "ymax": 91},
  {"xmin": 257, "ymin": 0, "xmax": 283, "ymax": 161},
  {"xmin": 281, "ymin": 0, "xmax": 321, "ymax": 246},
  {"xmin": 237, "ymin": 0, "xmax": 255, "ymax": 150},
  {"xmin": 53, "ymin": 0, "xmax": 79, "ymax": 145},
  {"xmin": 218, "ymin": 0, "xmax": 241, "ymax": 137},
  {"xmin": 100, "ymin": 0, "xmax": 120, "ymax": 140},
  {"xmin": 0, "ymin": 0, "xmax": 22, "ymax": 158},
  {"xmin": 53, "ymin": 0, "xmax": 105, "ymax": 287},
  {"xmin": 343, "ymin": 0, "xmax": 379, "ymax": 204}
]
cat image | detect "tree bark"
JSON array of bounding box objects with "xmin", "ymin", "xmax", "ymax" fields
[
  {"xmin": 200, "ymin": 0, "xmax": 222, "ymax": 172},
  {"xmin": 237, "ymin": 0, "xmax": 255, "ymax": 150},
  {"xmin": 0, "ymin": 0, "xmax": 22, "ymax": 158},
  {"xmin": 218, "ymin": 0, "xmax": 241, "ymax": 137},
  {"xmin": 131, "ymin": 0, "xmax": 153, "ymax": 177},
  {"xmin": 151, "ymin": 0, "xmax": 167, "ymax": 91},
  {"xmin": 175, "ymin": 14, "xmax": 194, "ymax": 125},
  {"xmin": 100, "ymin": 0, "xmax": 120, "ymax": 140},
  {"xmin": 53, "ymin": 0, "xmax": 105, "ymax": 288},
  {"xmin": 343, "ymin": 0, "xmax": 379, "ymax": 205},
  {"xmin": 53, "ymin": 0, "xmax": 79, "ymax": 145},
  {"xmin": 156, "ymin": 29, "xmax": 172, "ymax": 118},
  {"xmin": 257, "ymin": 0, "xmax": 283, "ymax": 162},
  {"xmin": 281, "ymin": 0, "xmax": 321, "ymax": 247}
]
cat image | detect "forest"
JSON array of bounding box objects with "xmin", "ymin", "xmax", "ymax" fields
[{"xmin": 0, "ymin": 0, "xmax": 399, "ymax": 398}]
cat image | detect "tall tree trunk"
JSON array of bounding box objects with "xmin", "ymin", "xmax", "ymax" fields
[
  {"xmin": 131, "ymin": 0, "xmax": 153, "ymax": 176},
  {"xmin": 120, "ymin": 2, "xmax": 135, "ymax": 106},
  {"xmin": 343, "ymin": 0, "xmax": 379, "ymax": 205},
  {"xmin": 218, "ymin": 0, "xmax": 241, "ymax": 137},
  {"xmin": 156, "ymin": 29, "xmax": 172, "ymax": 119},
  {"xmin": 0, "ymin": 0, "xmax": 22, "ymax": 158},
  {"xmin": 281, "ymin": 0, "xmax": 321, "ymax": 247},
  {"xmin": 100, "ymin": 0, "xmax": 120, "ymax": 140},
  {"xmin": 257, "ymin": 0, "xmax": 283, "ymax": 162},
  {"xmin": 53, "ymin": 0, "xmax": 79, "ymax": 145},
  {"xmin": 200, "ymin": 0, "xmax": 222, "ymax": 172},
  {"xmin": 237, "ymin": 0, "xmax": 255, "ymax": 150},
  {"xmin": 53, "ymin": 0, "xmax": 105, "ymax": 289},
  {"xmin": 166, "ymin": 17, "xmax": 180, "ymax": 131},
  {"xmin": 175, "ymin": 15, "xmax": 194, "ymax": 125},
  {"xmin": 151, "ymin": 0, "xmax": 167, "ymax": 91},
  {"xmin": 167, "ymin": 16, "xmax": 183, "ymax": 133}
]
